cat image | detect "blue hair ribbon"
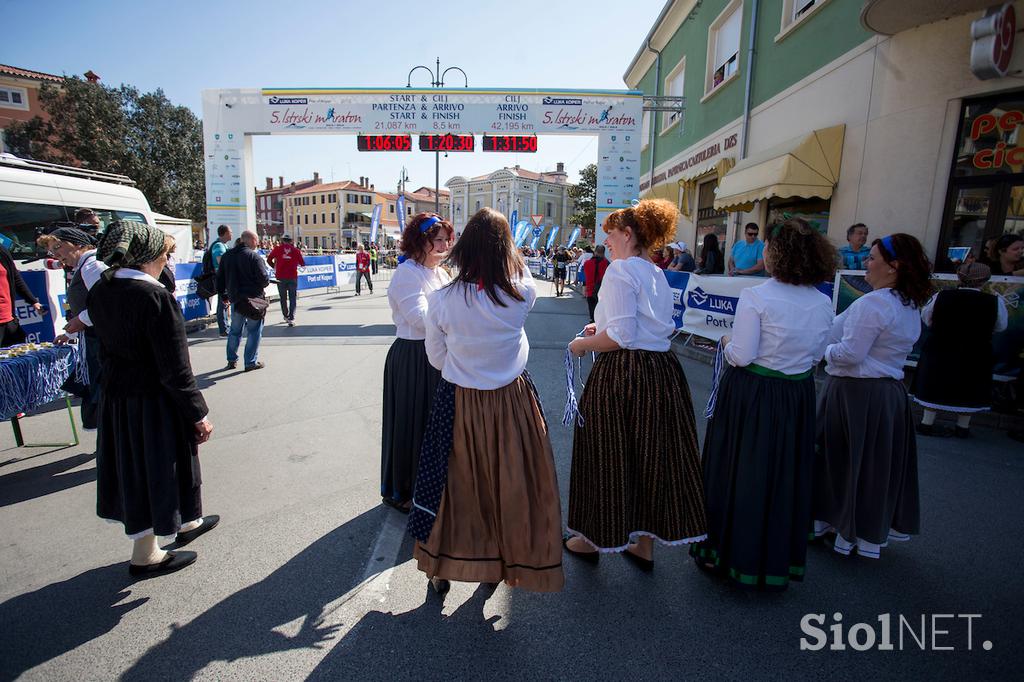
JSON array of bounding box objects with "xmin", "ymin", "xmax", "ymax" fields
[
  {"xmin": 419, "ymin": 216, "xmax": 440, "ymax": 233},
  {"xmin": 880, "ymin": 235, "xmax": 897, "ymax": 259}
]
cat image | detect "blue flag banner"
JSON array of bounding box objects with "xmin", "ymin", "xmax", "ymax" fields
[
  {"xmin": 514, "ymin": 221, "xmax": 530, "ymax": 247},
  {"xmin": 566, "ymin": 226, "xmax": 581, "ymax": 246},
  {"xmin": 510, "ymin": 209, "xmax": 518, "ymax": 231},
  {"xmin": 545, "ymin": 225, "xmax": 561, "ymax": 251},
  {"xmin": 369, "ymin": 203, "xmax": 382, "ymax": 244},
  {"xmin": 396, "ymin": 194, "xmax": 406, "ymax": 229},
  {"xmin": 529, "ymin": 226, "xmax": 543, "ymax": 250}
]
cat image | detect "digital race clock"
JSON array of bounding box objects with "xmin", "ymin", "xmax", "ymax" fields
[
  {"xmin": 356, "ymin": 134, "xmax": 412, "ymax": 152},
  {"xmin": 482, "ymin": 135, "xmax": 538, "ymax": 153},
  {"xmin": 419, "ymin": 134, "xmax": 475, "ymax": 152}
]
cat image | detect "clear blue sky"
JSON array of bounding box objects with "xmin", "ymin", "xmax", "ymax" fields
[{"xmin": 1, "ymin": 0, "xmax": 665, "ymax": 194}]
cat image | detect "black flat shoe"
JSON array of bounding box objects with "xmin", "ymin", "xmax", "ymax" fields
[
  {"xmin": 175, "ymin": 515, "xmax": 220, "ymax": 547},
  {"xmin": 562, "ymin": 534, "xmax": 600, "ymax": 564},
  {"xmin": 624, "ymin": 548, "xmax": 654, "ymax": 572},
  {"xmin": 129, "ymin": 550, "xmax": 197, "ymax": 578},
  {"xmin": 382, "ymin": 497, "xmax": 411, "ymax": 514},
  {"xmin": 430, "ymin": 576, "xmax": 450, "ymax": 595}
]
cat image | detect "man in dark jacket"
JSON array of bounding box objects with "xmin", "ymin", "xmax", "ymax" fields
[
  {"xmin": 0, "ymin": 244, "xmax": 44, "ymax": 346},
  {"xmin": 216, "ymin": 230, "xmax": 270, "ymax": 371}
]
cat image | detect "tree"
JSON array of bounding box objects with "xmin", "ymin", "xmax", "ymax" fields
[
  {"xmin": 568, "ymin": 163, "xmax": 597, "ymax": 231},
  {"xmin": 4, "ymin": 77, "xmax": 205, "ymax": 220}
]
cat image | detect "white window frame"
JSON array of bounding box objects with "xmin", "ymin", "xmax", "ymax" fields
[
  {"xmin": 641, "ymin": 110, "xmax": 651, "ymax": 150},
  {"xmin": 0, "ymin": 85, "xmax": 29, "ymax": 111},
  {"xmin": 704, "ymin": 0, "xmax": 743, "ymax": 99},
  {"xmin": 776, "ymin": 0, "xmax": 831, "ymax": 42},
  {"xmin": 661, "ymin": 56, "xmax": 686, "ymax": 135}
]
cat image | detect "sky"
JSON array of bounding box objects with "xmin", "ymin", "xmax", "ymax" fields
[{"xmin": 1, "ymin": 0, "xmax": 666, "ymax": 194}]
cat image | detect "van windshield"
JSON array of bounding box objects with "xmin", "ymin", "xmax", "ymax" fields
[{"xmin": 0, "ymin": 201, "xmax": 146, "ymax": 260}]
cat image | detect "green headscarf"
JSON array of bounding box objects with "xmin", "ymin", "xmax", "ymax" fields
[{"xmin": 95, "ymin": 220, "xmax": 168, "ymax": 279}]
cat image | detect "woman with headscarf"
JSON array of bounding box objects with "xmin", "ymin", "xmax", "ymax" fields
[
  {"xmin": 381, "ymin": 213, "xmax": 453, "ymax": 512},
  {"xmin": 814, "ymin": 233, "xmax": 933, "ymax": 559},
  {"xmin": 37, "ymin": 227, "xmax": 104, "ymax": 428},
  {"xmin": 88, "ymin": 220, "xmax": 218, "ymax": 577},
  {"xmin": 914, "ymin": 262, "xmax": 1008, "ymax": 438}
]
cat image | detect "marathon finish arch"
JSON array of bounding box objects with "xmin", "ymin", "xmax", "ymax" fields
[{"xmin": 201, "ymin": 87, "xmax": 643, "ymax": 244}]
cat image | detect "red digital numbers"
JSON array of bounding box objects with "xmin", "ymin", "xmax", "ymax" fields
[
  {"xmin": 482, "ymin": 135, "xmax": 538, "ymax": 153},
  {"xmin": 356, "ymin": 135, "xmax": 412, "ymax": 152},
  {"xmin": 419, "ymin": 134, "xmax": 475, "ymax": 152}
]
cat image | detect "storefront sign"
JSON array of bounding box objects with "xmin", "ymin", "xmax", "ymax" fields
[
  {"xmin": 971, "ymin": 3, "xmax": 1016, "ymax": 80},
  {"xmin": 641, "ymin": 133, "xmax": 738, "ymax": 191},
  {"xmin": 969, "ymin": 108, "xmax": 1024, "ymax": 169}
]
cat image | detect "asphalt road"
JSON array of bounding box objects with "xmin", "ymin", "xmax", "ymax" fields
[{"xmin": 0, "ymin": 277, "xmax": 1020, "ymax": 681}]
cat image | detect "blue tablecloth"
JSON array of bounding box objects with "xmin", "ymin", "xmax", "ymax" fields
[{"xmin": 0, "ymin": 345, "xmax": 79, "ymax": 421}]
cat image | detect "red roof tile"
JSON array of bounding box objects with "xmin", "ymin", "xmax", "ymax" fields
[
  {"xmin": 291, "ymin": 180, "xmax": 373, "ymax": 195},
  {"xmin": 0, "ymin": 64, "xmax": 63, "ymax": 83}
]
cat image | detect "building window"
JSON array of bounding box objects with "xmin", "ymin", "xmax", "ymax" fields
[
  {"xmin": 642, "ymin": 111, "xmax": 651, "ymax": 149},
  {"xmin": 330, "ymin": 212, "xmax": 335, "ymax": 224},
  {"xmin": 362, "ymin": 195, "xmax": 372, "ymax": 204},
  {"xmin": 322, "ymin": 213, "xmax": 326, "ymax": 224},
  {"xmin": 313, "ymin": 236, "xmax": 319, "ymax": 249},
  {"xmin": 304, "ymin": 214, "xmax": 309, "ymax": 225},
  {"xmin": 313, "ymin": 213, "xmax": 317, "ymax": 224},
  {"xmin": 0, "ymin": 86, "xmax": 28, "ymax": 111},
  {"xmin": 546, "ymin": 201, "xmax": 553, "ymax": 217},
  {"xmin": 777, "ymin": 0, "xmax": 829, "ymax": 39},
  {"xmin": 706, "ymin": 0, "xmax": 742, "ymax": 95},
  {"xmin": 389, "ymin": 204, "xmax": 394, "ymax": 214},
  {"xmin": 662, "ymin": 57, "xmax": 685, "ymax": 133},
  {"xmin": 475, "ymin": 200, "xmax": 481, "ymax": 211}
]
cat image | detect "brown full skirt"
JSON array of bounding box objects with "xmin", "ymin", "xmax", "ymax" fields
[{"xmin": 413, "ymin": 375, "xmax": 564, "ymax": 592}]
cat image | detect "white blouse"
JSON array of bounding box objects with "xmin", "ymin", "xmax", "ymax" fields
[
  {"xmin": 594, "ymin": 257, "xmax": 675, "ymax": 352},
  {"xmin": 387, "ymin": 259, "xmax": 452, "ymax": 340},
  {"xmin": 424, "ymin": 268, "xmax": 536, "ymax": 390},
  {"xmin": 825, "ymin": 287, "xmax": 922, "ymax": 380},
  {"xmin": 723, "ymin": 278, "xmax": 834, "ymax": 374}
]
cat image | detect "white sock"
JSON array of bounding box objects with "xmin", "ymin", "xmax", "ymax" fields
[
  {"xmin": 921, "ymin": 409, "xmax": 937, "ymax": 426},
  {"xmin": 956, "ymin": 414, "xmax": 972, "ymax": 429},
  {"xmin": 131, "ymin": 534, "xmax": 168, "ymax": 565},
  {"xmin": 179, "ymin": 518, "xmax": 203, "ymax": 533}
]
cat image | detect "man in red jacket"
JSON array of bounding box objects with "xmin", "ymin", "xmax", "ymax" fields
[
  {"xmin": 267, "ymin": 235, "xmax": 305, "ymax": 327},
  {"xmin": 355, "ymin": 243, "xmax": 373, "ymax": 295},
  {"xmin": 582, "ymin": 245, "xmax": 609, "ymax": 323}
]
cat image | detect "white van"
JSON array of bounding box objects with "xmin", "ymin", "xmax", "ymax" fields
[{"xmin": 0, "ymin": 153, "xmax": 194, "ymax": 265}]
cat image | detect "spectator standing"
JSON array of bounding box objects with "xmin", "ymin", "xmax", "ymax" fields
[
  {"xmin": 88, "ymin": 220, "xmax": 217, "ymax": 577},
  {"xmin": 355, "ymin": 244, "xmax": 373, "ymax": 295},
  {"xmin": 728, "ymin": 223, "xmax": 766, "ymax": 276},
  {"xmin": 267, "ymin": 235, "xmax": 305, "ymax": 327},
  {"xmin": 217, "ymin": 230, "xmax": 270, "ymax": 371},
  {"xmin": 914, "ymin": 262, "xmax": 1008, "ymax": 437},
  {"xmin": 692, "ymin": 219, "xmax": 835, "ymax": 590},
  {"xmin": 838, "ymin": 223, "xmax": 870, "ymax": 270},
  {"xmin": 370, "ymin": 244, "xmax": 379, "ymax": 275},
  {"xmin": 814, "ymin": 234, "xmax": 933, "ymax": 559},
  {"xmin": 0, "ymin": 244, "xmax": 43, "ymax": 346},
  {"xmin": 209, "ymin": 225, "xmax": 233, "ymax": 337},
  {"xmin": 582, "ymin": 245, "xmax": 609, "ymax": 323},
  {"xmin": 697, "ymin": 233, "xmax": 724, "ymax": 274}
]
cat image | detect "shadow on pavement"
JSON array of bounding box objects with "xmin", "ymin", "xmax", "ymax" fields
[
  {"xmin": 119, "ymin": 506, "xmax": 387, "ymax": 681},
  {"xmin": 0, "ymin": 450, "xmax": 95, "ymax": 508},
  {"xmin": 0, "ymin": 563, "xmax": 147, "ymax": 681},
  {"xmin": 260, "ymin": 324, "xmax": 396, "ymax": 339}
]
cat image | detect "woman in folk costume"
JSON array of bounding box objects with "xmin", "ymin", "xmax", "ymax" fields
[
  {"xmin": 88, "ymin": 220, "xmax": 218, "ymax": 577},
  {"xmin": 563, "ymin": 199, "xmax": 706, "ymax": 571},
  {"xmin": 380, "ymin": 213, "xmax": 453, "ymax": 512},
  {"xmin": 408, "ymin": 207, "xmax": 563, "ymax": 594},
  {"xmin": 913, "ymin": 262, "xmax": 1008, "ymax": 438},
  {"xmin": 814, "ymin": 233, "xmax": 933, "ymax": 559},
  {"xmin": 691, "ymin": 219, "xmax": 835, "ymax": 590}
]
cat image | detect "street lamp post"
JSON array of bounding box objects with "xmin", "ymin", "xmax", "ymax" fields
[{"xmin": 406, "ymin": 58, "xmax": 468, "ymax": 215}]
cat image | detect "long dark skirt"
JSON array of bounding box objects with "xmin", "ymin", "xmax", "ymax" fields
[
  {"xmin": 813, "ymin": 376, "xmax": 920, "ymax": 558},
  {"xmin": 691, "ymin": 366, "xmax": 816, "ymax": 591},
  {"xmin": 96, "ymin": 390, "xmax": 201, "ymax": 538},
  {"xmin": 381, "ymin": 338, "xmax": 440, "ymax": 503},
  {"xmin": 568, "ymin": 349, "xmax": 706, "ymax": 551}
]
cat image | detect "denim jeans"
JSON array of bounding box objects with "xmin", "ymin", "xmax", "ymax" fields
[
  {"xmin": 277, "ymin": 278, "xmax": 298, "ymax": 319},
  {"xmin": 215, "ymin": 294, "xmax": 227, "ymax": 334},
  {"xmin": 226, "ymin": 306, "xmax": 264, "ymax": 367}
]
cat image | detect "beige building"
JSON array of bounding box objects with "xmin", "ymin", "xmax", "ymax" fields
[
  {"xmin": 285, "ymin": 177, "xmax": 377, "ymax": 250},
  {"xmin": 446, "ymin": 163, "xmax": 576, "ymax": 243}
]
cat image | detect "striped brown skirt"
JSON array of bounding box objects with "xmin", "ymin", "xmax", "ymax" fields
[
  {"xmin": 567, "ymin": 349, "xmax": 707, "ymax": 551},
  {"xmin": 413, "ymin": 375, "xmax": 564, "ymax": 592}
]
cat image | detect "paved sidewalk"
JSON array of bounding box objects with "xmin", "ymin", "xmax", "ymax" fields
[{"xmin": 0, "ymin": 283, "xmax": 1019, "ymax": 680}]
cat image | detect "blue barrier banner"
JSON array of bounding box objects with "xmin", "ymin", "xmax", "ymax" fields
[
  {"xmin": 172, "ymin": 263, "xmax": 211, "ymax": 321},
  {"xmin": 15, "ymin": 270, "xmax": 61, "ymax": 343},
  {"xmin": 297, "ymin": 255, "xmax": 337, "ymax": 290}
]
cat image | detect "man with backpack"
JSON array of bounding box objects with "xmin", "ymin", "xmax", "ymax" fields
[
  {"xmin": 195, "ymin": 225, "xmax": 232, "ymax": 336},
  {"xmin": 582, "ymin": 244, "xmax": 609, "ymax": 323}
]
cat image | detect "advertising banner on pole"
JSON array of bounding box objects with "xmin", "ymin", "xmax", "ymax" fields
[
  {"xmin": 510, "ymin": 209, "xmax": 518, "ymax": 231},
  {"xmin": 545, "ymin": 226, "xmax": 561, "ymax": 251},
  {"xmin": 514, "ymin": 221, "xmax": 530, "ymax": 247},
  {"xmin": 566, "ymin": 226, "xmax": 580, "ymax": 246},
  {"xmin": 369, "ymin": 203, "xmax": 382, "ymax": 244},
  {"xmin": 529, "ymin": 227, "xmax": 543, "ymax": 250},
  {"xmin": 396, "ymin": 194, "xmax": 406, "ymax": 230}
]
